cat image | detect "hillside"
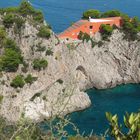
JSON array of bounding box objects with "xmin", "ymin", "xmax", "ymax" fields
[{"xmin": 0, "ymin": 2, "xmax": 140, "ymax": 123}]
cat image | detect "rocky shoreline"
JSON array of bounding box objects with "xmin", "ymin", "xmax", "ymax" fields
[{"xmin": 0, "ymin": 18, "xmax": 140, "ymax": 122}]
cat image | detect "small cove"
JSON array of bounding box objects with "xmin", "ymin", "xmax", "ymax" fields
[{"xmin": 68, "ymin": 84, "xmax": 140, "ymax": 136}]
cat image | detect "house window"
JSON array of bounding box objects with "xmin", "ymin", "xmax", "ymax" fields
[
  {"xmin": 107, "ymin": 24, "xmax": 110, "ymax": 26},
  {"xmin": 89, "ymin": 26, "xmax": 93, "ymax": 29}
]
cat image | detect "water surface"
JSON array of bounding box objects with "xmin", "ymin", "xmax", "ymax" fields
[
  {"xmin": 0, "ymin": 0, "xmax": 140, "ymax": 32},
  {"xmin": 0, "ymin": 0, "xmax": 140, "ymax": 137},
  {"xmin": 69, "ymin": 84, "xmax": 140, "ymax": 136}
]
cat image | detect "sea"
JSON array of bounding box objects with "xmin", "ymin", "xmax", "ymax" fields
[
  {"xmin": 0, "ymin": 0, "xmax": 140, "ymax": 137},
  {"xmin": 0, "ymin": 0, "xmax": 140, "ymax": 33}
]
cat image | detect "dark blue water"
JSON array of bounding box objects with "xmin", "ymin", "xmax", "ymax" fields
[
  {"xmin": 0, "ymin": 0, "xmax": 140, "ymax": 32},
  {"xmin": 0, "ymin": 1, "xmax": 140, "ymax": 137},
  {"xmin": 69, "ymin": 84, "xmax": 140, "ymax": 136}
]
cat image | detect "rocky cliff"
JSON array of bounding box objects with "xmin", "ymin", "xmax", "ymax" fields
[{"xmin": 0, "ymin": 15, "xmax": 140, "ymax": 122}]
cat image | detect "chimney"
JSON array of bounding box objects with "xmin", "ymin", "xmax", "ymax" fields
[{"xmin": 89, "ymin": 17, "xmax": 91, "ymax": 22}]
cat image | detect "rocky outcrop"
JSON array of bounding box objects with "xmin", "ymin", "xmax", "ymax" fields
[{"xmin": 0, "ymin": 21, "xmax": 140, "ymax": 122}]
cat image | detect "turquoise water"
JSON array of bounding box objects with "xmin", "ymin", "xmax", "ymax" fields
[
  {"xmin": 0, "ymin": 0, "xmax": 140, "ymax": 32},
  {"xmin": 69, "ymin": 84, "xmax": 140, "ymax": 136},
  {"xmin": 0, "ymin": 0, "xmax": 140, "ymax": 137}
]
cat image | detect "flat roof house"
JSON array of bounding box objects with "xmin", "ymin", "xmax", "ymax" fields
[{"xmin": 58, "ymin": 17, "xmax": 122, "ymax": 40}]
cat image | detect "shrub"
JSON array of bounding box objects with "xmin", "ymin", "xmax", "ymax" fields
[
  {"xmin": 33, "ymin": 10, "xmax": 44, "ymax": 23},
  {"xmin": 18, "ymin": 0, "xmax": 34, "ymax": 16},
  {"xmin": 0, "ymin": 27, "xmax": 6, "ymax": 44},
  {"xmin": 10, "ymin": 75, "xmax": 25, "ymax": 88},
  {"xmin": 36, "ymin": 44, "xmax": 46, "ymax": 52},
  {"xmin": 1, "ymin": 7, "xmax": 18, "ymax": 14},
  {"xmin": 0, "ymin": 38, "xmax": 23, "ymax": 72},
  {"xmin": 21, "ymin": 61, "xmax": 29, "ymax": 73},
  {"xmin": 25, "ymin": 74, "xmax": 37, "ymax": 84},
  {"xmin": 4, "ymin": 38, "xmax": 19, "ymax": 51},
  {"xmin": 3, "ymin": 13, "xmax": 15, "ymax": 28},
  {"xmin": 56, "ymin": 79, "xmax": 63, "ymax": 84},
  {"xmin": 82, "ymin": 9, "xmax": 100, "ymax": 19},
  {"xmin": 101, "ymin": 10, "xmax": 121, "ymax": 18},
  {"xmin": 37, "ymin": 26, "xmax": 51, "ymax": 38},
  {"xmin": 0, "ymin": 48, "xmax": 23, "ymax": 72},
  {"xmin": 14, "ymin": 16, "xmax": 25, "ymax": 30},
  {"xmin": 106, "ymin": 111, "xmax": 140, "ymax": 140},
  {"xmin": 33, "ymin": 59, "xmax": 48, "ymax": 71},
  {"xmin": 30, "ymin": 92, "xmax": 42, "ymax": 101},
  {"xmin": 100, "ymin": 24, "xmax": 113, "ymax": 40},
  {"xmin": 78, "ymin": 31, "xmax": 90, "ymax": 42},
  {"xmin": 121, "ymin": 16, "xmax": 140, "ymax": 40},
  {"xmin": 0, "ymin": 95, "xmax": 3, "ymax": 104},
  {"xmin": 46, "ymin": 48, "xmax": 53, "ymax": 56}
]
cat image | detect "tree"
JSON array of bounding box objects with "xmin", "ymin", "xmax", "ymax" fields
[
  {"xmin": 18, "ymin": 0, "xmax": 34, "ymax": 16},
  {"xmin": 101, "ymin": 10, "xmax": 121, "ymax": 18},
  {"xmin": 10, "ymin": 75, "xmax": 25, "ymax": 88},
  {"xmin": 33, "ymin": 10, "xmax": 44, "ymax": 23},
  {"xmin": 131, "ymin": 16, "xmax": 140, "ymax": 31},
  {"xmin": 82, "ymin": 9, "xmax": 100, "ymax": 19},
  {"xmin": 0, "ymin": 48, "xmax": 23, "ymax": 72},
  {"xmin": 100, "ymin": 24, "xmax": 113, "ymax": 40},
  {"xmin": 122, "ymin": 16, "xmax": 140, "ymax": 40}
]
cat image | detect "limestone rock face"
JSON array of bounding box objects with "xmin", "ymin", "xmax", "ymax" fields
[{"xmin": 0, "ymin": 21, "xmax": 140, "ymax": 122}]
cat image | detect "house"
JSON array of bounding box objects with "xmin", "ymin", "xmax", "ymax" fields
[{"xmin": 58, "ymin": 17, "xmax": 122, "ymax": 40}]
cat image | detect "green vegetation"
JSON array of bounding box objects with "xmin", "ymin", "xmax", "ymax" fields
[
  {"xmin": 25, "ymin": 74, "xmax": 37, "ymax": 84},
  {"xmin": 122, "ymin": 16, "xmax": 140, "ymax": 40},
  {"xmin": 36, "ymin": 44, "xmax": 46, "ymax": 52},
  {"xmin": 82, "ymin": 9, "xmax": 121, "ymax": 19},
  {"xmin": 33, "ymin": 59, "xmax": 48, "ymax": 71},
  {"xmin": 10, "ymin": 74, "xmax": 36, "ymax": 88},
  {"xmin": 78, "ymin": 31, "xmax": 91, "ymax": 42},
  {"xmin": 30, "ymin": 92, "xmax": 42, "ymax": 101},
  {"xmin": 33, "ymin": 10, "xmax": 44, "ymax": 23},
  {"xmin": 82, "ymin": 9, "xmax": 100, "ymax": 19},
  {"xmin": 18, "ymin": 0, "xmax": 35, "ymax": 16},
  {"xmin": 101, "ymin": 10, "xmax": 121, "ymax": 18},
  {"xmin": 10, "ymin": 75, "xmax": 25, "ymax": 88},
  {"xmin": 4, "ymin": 38, "xmax": 19, "ymax": 51},
  {"xmin": 82, "ymin": 9, "xmax": 140, "ymax": 41},
  {"xmin": 56, "ymin": 79, "xmax": 63, "ymax": 84},
  {"xmin": 0, "ymin": 110, "xmax": 139, "ymax": 140},
  {"xmin": 3, "ymin": 13, "xmax": 25, "ymax": 34},
  {"xmin": 46, "ymin": 47, "xmax": 54, "ymax": 56},
  {"xmin": 0, "ymin": 48, "xmax": 23, "ymax": 72},
  {"xmin": 0, "ymin": 95, "xmax": 3, "ymax": 104},
  {"xmin": 100, "ymin": 24, "xmax": 113, "ymax": 40},
  {"xmin": 106, "ymin": 111, "xmax": 140, "ymax": 140},
  {"xmin": 0, "ymin": 29, "xmax": 23, "ymax": 72},
  {"xmin": 78, "ymin": 31, "xmax": 96, "ymax": 48},
  {"xmin": 37, "ymin": 25, "xmax": 51, "ymax": 38},
  {"xmin": 0, "ymin": 27, "xmax": 6, "ymax": 44},
  {"xmin": 18, "ymin": 0, "xmax": 44, "ymax": 23},
  {"xmin": 0, "ymin": 0, "xmax": 44, "ymax": 26},
  {"xmin": 3, "ymin": 13, "xmax": 15, "ymax": 28},
  {"xmin": 0, "ymin": 39, "xmax": 23, "ymax": 72}
]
